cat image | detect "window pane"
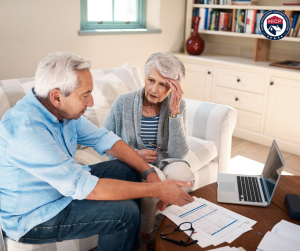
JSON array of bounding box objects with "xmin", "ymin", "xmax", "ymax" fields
[
  {"xmin": 114, "ymin": 0, "xmax": 137, "ymax": 21},
  {"xmin": 87, "ymin": 0, "xmax": 113, "ymax": 21}
]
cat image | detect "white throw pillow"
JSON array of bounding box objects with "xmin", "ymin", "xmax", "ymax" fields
[
  {"xmin": 185, "ymin": 136, "xmax": 218, "ymax": 173},
  {"xmin": 91, "ymin": 62, "xmax": 140, "ymax": 108},
  {"xmin": 82, "ymin": 105, "xmax": 110, "ymax": 128},
  {"xmin": 0, "ymin": 81, "xmax": 35, "ymax": 121}
]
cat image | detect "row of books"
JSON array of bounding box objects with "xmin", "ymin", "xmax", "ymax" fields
[
  {"xmin": 194, "ymin": 0, "xmax": 255, "ymax": 5},
  {"xmin": 193, "ymin": 8, "xmax": 300, "ymax": 37},
  {"xmin": 195, "ymin": 8, "xmax": 232, "ymax": 31},
  {"xmin": 232, "ymin": 9, "xmax": 263, "ymax": 34}
]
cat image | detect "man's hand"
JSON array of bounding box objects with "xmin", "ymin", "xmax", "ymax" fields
[
  {"xmin": 157, "ymin": 200, "xmax": 168, "ymax": 211},
  {"xmin": 136, "ymin": 149, "xmax": 158, "ymax": 163},
  {"xmin": 156, "ymin": 180, "xmax": 194, "ymax": 207}
]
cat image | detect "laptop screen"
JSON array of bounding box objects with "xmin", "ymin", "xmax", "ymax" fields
[{"xmin": 261, "ymin": 140, "xmax": 285, "ymax": 204}]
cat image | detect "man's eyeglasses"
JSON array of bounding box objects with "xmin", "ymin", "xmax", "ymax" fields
[{"xmin": 160, "ymin": 222, "xmax": 198, "ymax": 246}]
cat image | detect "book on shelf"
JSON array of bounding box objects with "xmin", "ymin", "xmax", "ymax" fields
[
  {"xmin": 287, "ymin": 17, "xmax": 293, "ymax": 36},
  {"xmin": 251, "ymin": 9, "xmax": 257, "ymax": 34},
  {"xmin": 219, "ymin": 12, "xmax": 232, "ymax": 31},
  {"xmin": 258, "ymin": 10, "xmax": 265, "ymax": 34},
  {"xmin": 293, "ymin": 15, "xmax": 300, "ymax": 37},
  {"xmin": 198, "ymin": 8, "xmax": 206, "ymax": 31},
  {"xmin": 290, "ymin": 14, "xmax": 299, "ymax": 37},
  {"xmin": 255, "ymin": 12, "xmax": 260, "ymax": 34}
]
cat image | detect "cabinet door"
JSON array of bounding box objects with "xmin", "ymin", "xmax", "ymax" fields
[
  {"xmin": 264, "ymin": 77, "xmax": 300, "ymax": 144},
  {"xmin": 182, "ymin": 62, "xmax": 213, "ymax": 102}
]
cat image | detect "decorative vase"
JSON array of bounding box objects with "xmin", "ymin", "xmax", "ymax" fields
[{"xmin": 186, "ymin": 17, "xmax": 205, "ymax": 55}]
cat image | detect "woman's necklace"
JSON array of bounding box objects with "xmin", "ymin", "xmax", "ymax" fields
[{"xmin": 143, "ymin": 98, "xmax": 159, "ymax": 119}]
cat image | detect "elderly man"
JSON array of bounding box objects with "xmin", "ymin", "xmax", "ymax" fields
[{"xmin": 0, "ymin": 52, "xmax": 194, "ymax": 251}]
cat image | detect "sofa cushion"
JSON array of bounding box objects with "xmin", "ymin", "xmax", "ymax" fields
[
  {"xmin": 91, "ymin": 62, "xmax": 141, "ymax": 108},
  {"xmin": 0, "ymin": 77, "xmax": 35, "ymax": 86},
  {"xmin": 4, "ymin": 234, "xmax": 98, "ymax": 251},
  {"xmin": 82, "ymin": 105, "xmax": 110, "ymax": 128},
  {"xmin": 0, "ymin": 81, "xmax": 35, "ymax": 121},
  {"xmin": 184, "ymin": 136, "xmax": 218, "ymax": 173}
]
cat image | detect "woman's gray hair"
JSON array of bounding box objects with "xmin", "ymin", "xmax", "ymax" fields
[
  {"xmin": 35, "ymin": 52, "xmax": 91, "ymax": 98},
  {"xmin": 144, "ymin": 52, "xmax": 185, "ymax": 84}
]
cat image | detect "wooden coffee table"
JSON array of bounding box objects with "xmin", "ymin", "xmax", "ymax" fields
[{"xmin": 156, "ymin": 175, "xmax": 300, "ymax": 251}]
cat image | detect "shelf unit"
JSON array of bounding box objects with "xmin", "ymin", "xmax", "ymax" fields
[{"xmin": 185, "ymin": 0, "xmax": 300, "ymax": 61}]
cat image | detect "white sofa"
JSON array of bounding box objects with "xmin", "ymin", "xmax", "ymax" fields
[{"xmin": 0, "ymin": 63, "xmax": 237, "ymax": 251}]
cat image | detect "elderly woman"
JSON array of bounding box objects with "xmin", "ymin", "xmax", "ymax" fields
[{"xmin": 103, "ymin": 52, "xmax": 195, "ymax": 245}]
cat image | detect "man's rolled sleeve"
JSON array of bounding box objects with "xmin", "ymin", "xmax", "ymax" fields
[
  {"xmin": 94, "ymin": 131, "xmax": 121, "ymax": 156},
  {"xmin": 72, "ymin": 169, "xmax": 99, "ymax": 200}
]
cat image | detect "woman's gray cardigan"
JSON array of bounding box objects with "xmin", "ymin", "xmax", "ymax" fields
[{"xmin": 102, "ymin": 87, "xmax": 190, "ymax": 170}]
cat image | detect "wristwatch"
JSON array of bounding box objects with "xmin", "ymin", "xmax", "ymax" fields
[
  {"xmin": 141, "ymin": 167, "xmax": 157, "ymax": 180},
  {"xmin": 169, "ymin": 113, "xmax": 182, "ymax": 118}
]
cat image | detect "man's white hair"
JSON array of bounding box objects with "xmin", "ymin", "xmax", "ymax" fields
[
  {"xmin": 35, "ymin": 52, "xmax": 91, "ymax": 98},
  {"xmin": 144, "ymin": 52, "xmax": 185, "ymax": 84}
]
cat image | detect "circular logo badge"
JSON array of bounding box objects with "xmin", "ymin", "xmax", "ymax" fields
[{"xmin": 260, "ymin": 10, "xmax": 290, "ymax": 40}]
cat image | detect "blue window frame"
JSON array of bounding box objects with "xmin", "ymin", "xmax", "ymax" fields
[{"xmin": 80, "ymin": 0, "xmax": 147, "ymax": 30}]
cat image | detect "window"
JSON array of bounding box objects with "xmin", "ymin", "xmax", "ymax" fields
[{"xmin": 80, "ymin": 0, "xmax": 146, "ymax": 30}]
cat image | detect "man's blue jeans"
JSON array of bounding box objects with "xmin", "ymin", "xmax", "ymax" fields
[{"xmin": 19, "ymin": 160, "xmax": 142, "ymax": 251}]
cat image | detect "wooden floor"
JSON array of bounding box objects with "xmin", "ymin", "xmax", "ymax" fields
[{"xmin": 230, "ymin": 137, "xmax": 300, "ymax": 176}]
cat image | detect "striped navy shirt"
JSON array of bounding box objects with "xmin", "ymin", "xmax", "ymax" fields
[{"xmin": 141, "ymin": 114, "xmax": 159, "ymax": 150}]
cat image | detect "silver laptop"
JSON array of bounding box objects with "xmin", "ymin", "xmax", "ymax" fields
[{"xmin": 217, "ymin": 140, "xmax": 285, "ymax": 207}]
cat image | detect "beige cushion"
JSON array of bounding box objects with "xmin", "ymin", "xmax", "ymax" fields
[
  {"xmin": 0, "ymin": 81, "xmax": 35, "ymax": 121},
  {"xmin": 91, "ymin": 62, "xmax": 140, "ymax": 108},
  {"xmin": 184, "ymin": 136, "xmax": 218, "ymax": 173}
]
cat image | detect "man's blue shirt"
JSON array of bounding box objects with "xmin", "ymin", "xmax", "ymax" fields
[{"xmin": 0, "ymin": 88, "xmax": 120, "ymax": 241}]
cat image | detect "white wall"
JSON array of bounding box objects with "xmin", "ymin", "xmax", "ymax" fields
[{"xmin": 0, "ymin": 0, "xmax": 186, "ymax": 80}]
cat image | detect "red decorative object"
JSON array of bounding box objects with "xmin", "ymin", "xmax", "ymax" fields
[{"xmin": 186, "ymin": 17, "xmax": 205, "ymax": 55}]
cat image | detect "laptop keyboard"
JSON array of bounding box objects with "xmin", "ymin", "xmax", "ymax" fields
[
  {"xmin": 266, "ymin": 179, "xmax": 275, "ymax": 197},
  {"xmin": 237, "ymin": 176, "xmax": 263, "ymax": 203}
]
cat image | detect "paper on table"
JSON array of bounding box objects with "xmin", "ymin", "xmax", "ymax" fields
[
  {"xmin": 213, "ymin": 210, "xmax": 256, "ymax": 245},
  {"xmin": 207, "ymin": 246, "xmax": 241, "ymax": 251},
  {"xmin": 271, "ymin": 220, "xmax": 300, "ymax": 243},
  {"xmin": 161, "ymin": 197, "xmax": 255, "ymax": 248},
  {"xmin": 257, "ymin": 231, "xmax": 300, "ymax": 251}
]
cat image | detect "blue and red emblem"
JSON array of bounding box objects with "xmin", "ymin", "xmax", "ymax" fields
[{"xmin": 260, "ymin": 10, "xmax": 290, "ymax": 40}]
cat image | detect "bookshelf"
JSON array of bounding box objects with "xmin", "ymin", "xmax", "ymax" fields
[{"xmin": 185, "ymin": 0, "xmax": 300, "ymax": 61}]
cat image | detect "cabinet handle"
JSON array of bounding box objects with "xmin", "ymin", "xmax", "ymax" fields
[
  {"xmin": 270, "ymin": 81, "xmax": 274, "ymax": 85},
  {"xmin": 235, "ymin": 97, "xmax": 239, "ymax": 101},
  {"xmin": 237, "ymin": 78, "xmax": 240, "ymax": 82},
  {"xmin": 208, "ymin": 71, "xmax": 211, "ymax": 75}
]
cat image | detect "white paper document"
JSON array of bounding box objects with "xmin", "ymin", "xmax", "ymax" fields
[
  {"xmin": 207, "ymin": 246, "xmax": 245, "ymax": 251},
  {"xmin": 257, "ymin": 220, "xmax": 300, "ymax": 251},
  {"xmin": 161, "ymin": 197, "xmax": 256, "ymax": 248}
]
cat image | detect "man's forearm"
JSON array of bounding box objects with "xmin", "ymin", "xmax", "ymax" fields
[
  {"xmin": 106, "ymin": 140, "xmax": 152, "ymax": 174},
  {"xmin": 85, "ymin": 178, "xmax": 158, "ymax": 200}
]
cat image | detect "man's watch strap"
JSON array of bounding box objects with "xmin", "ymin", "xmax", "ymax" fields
[{"xmin": 141, "ymin": 167, "xmax": 157, "ymax": 180}]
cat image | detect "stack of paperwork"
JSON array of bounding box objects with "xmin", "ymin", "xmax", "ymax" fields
[
  {"xmin": 161, "ymin": 197, "xmax": 256, "ymax": 248},
  {"xmin": 257, "ymin": 220, "xmax": 300, "ymax": 251}
]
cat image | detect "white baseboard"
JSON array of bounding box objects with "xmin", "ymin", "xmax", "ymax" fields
[{"xmin": 233, "ymin": 128, "xmax": 300, "ymax": 156}]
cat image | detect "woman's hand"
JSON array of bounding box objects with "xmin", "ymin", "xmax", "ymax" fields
[
  {"xmin": 136, "ymin": 149, "xmax": 158, "ymax": 163},
  {"xmin": 167, "ymin": 79, "xmax": 184, "ymax": 116}
]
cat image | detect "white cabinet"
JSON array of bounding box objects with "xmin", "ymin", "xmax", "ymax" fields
[
  {"xmin": 182, "ymin": 62, "xmax": 213, "ymax": 102},
  {"xmin": 175, "ymin": 53, "xmax": 300, "ymax": 155},
  {"xmin": 264, "ymin": 77, "xmax": 300, "ymax": 145},
  {"xmin": 214, "ymin": 86, "xmax": 264, "ymax": 114}
]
